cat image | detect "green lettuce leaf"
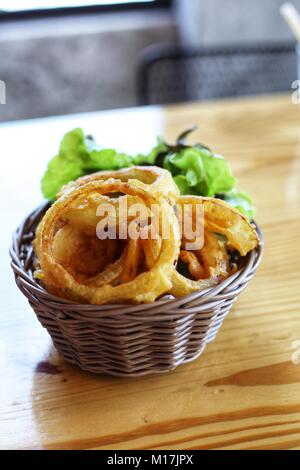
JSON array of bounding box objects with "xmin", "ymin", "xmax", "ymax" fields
[
  {"xmin": 86, "ymin": 149, "xmax": 132, "ymax": 171},
  {"xmin": 165, "ymin": 147, "xmax": 235, "ymax": 197},
  {"xmin": 41, "ymin": 128, "xmax": 133, "ymax": 200},
  {"xmin": 41, "ymin": 128, "xmax": 91, "ymax": 199},
  {"xmin": 41, "ymin": 154, "xmax": 83, "ymax": 201},
  {"xmin": 41, "ymin": 128, "xmax": 255, "ymax": 220},
  {"xmin": 173, "ymin": 175, "xmax": 197, "ymax": 195}
]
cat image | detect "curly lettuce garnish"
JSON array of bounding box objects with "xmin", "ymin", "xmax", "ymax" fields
[
  {"xmin": 41, "ymin": 127, "xmax": 255, "ymax": 219},
  {"xmin": 42, "ymin": 128, "xmax": 132, "ymax": 200}
]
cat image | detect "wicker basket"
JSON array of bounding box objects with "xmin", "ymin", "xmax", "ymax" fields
[{"xmin": 10, "ymin": 202, "xmax": 263, "ymax": 377}]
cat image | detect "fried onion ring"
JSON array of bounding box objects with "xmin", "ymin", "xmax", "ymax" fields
[
  {"xmin": 170, "ymin": 196, "xmax": 259, "ymax": 297},
  {"xmin": 177, "ymin": 196, "xmax": 258, "ymax": 256},
  {"xmin": 34, "ymin": 179, "xmax": 180, "ymax": 304},
  {"xmin": 57, "ymin": 166, "xmax": 179, "ymax": 204}
]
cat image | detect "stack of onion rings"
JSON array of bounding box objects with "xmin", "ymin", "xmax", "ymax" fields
[{"xmin": 34, "ymin": 167, "xmax": 259, "ymax": 304}]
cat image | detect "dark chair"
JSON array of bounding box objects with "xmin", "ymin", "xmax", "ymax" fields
[{"xmin": 137, "ymin": 42, "xmax": 297, "ymax": 105}]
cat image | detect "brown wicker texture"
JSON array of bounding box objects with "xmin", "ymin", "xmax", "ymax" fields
[{"xmin": 10, "ymin": 203, "xmax": 263, "ymax": 377}]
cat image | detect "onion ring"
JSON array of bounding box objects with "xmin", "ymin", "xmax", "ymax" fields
[
  {"xmin": 34, "ymin": 179, "xmax": 180, "ymax": 304},
  {"xmin": 57, "ymin": 166, "xmax": 179, "ymax": 204},
  {"xmin": 177, "ymin": 196, "xmax": 259, "ymax": 256},
  {"xmin": 170, "ymin": 196, "xmax": 259, "ymax": 297}
]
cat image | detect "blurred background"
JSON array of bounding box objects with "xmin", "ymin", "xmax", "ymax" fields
[{"xmin": 0, "ymin": 0, "xmax": 298, "ymax": 122}]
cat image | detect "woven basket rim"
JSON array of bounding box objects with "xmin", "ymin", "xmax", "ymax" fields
[{"xmin": 10, "ymin": 201, "xmax": 264, "ymax": 314}]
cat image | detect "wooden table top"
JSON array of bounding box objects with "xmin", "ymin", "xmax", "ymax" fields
[{"xmin": 1, "ymin": 94, "xmax": 300, "ymax": 450}]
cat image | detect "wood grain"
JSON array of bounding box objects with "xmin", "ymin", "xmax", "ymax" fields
[{"xmin": 1, "ymin": 94, "xmax": 300, "ymax": 450}]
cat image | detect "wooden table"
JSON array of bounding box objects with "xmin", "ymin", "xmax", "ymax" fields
[{"xmin": 1, "ymin": 94, "xmax": 300, "ymax": 450}]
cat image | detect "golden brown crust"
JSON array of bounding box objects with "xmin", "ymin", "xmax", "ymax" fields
[
  {"xmin": 57, "ymin": 166, "xmax": 179, "ymax": 205},
  {"xmin": 34, "ymin": 178, "xmax": 180, "ymax": 304},
  {"xmin": 170, "ymin": 195, "xmax": 259, "ymax": 297}
]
